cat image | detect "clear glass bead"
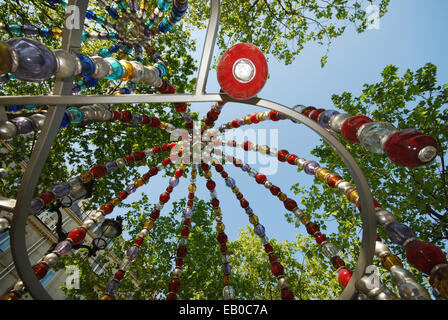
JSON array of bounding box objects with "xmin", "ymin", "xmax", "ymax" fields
[
  {"xmin": 357, "ymin": 122, "xmax": 397, "ymax": 154},
  {"xmin": 385, "ymin": 222, "xmax": 416, "ymax": 246},
  {"xmin": 126, "ymin": 245, "xmax": 140, "ymax": 260},
  {"xmin": 319, "ymin": 110, "xmax": 340, "ymax": 129},
  {"xmin": 223, "ymin": 285, "xmax": 234, "ymax": 300},
  {"xmin": 321, "ymin": 242, "xmax": 338, "ymax": 259}
]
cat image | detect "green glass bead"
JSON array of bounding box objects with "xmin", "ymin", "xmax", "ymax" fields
[
  {"xmin": 24, "ymin": 105, "xmax": 38, "ymax": 110},
  {"xmin": 99, "ymin": 48, "xmax": 111, "ymax": 58},
  {"xmin": 8, "ymin": 23, "xmax": 22, "ymax": 35},
  {"xmin": 82, "ymin": 30, "xmax": 88, "ymax": 42},
  {"xmin": 96, "ymin": 15, "xmax": 106, "ymax": 25},
  {"xmin": 108, "ymin": 32, "xmax": 117, "ymax": 41},
  {"xmin": 117, "ymin": 1, "xmax": 126, "ymax": 10}
]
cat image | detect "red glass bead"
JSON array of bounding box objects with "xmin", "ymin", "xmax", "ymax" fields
[
  {"xmin": 166, "ymin": 293, "xmax": 177, "ymax": 300},
  {"xmin": 177, "ymin": 246, "xmax": 187, "ymax": 258},
  {"xmin": 188, "ymin": 193, "xmax": 195, "ymax": 200},
  {"xmin": 142, "ymin": 173, "xmax": 150, "ymax": 181},
  {"xmin": 40, "ymin": 192, "xmax": 55, "ymax": 205},
  {"xmin": 167, "ymin": 84, "xmax": 175, "ymax": 94},
  {"xmin": 236, "ymin": 193, "xmax": 243, "ymax": 200},
  {"xmin": 269, "ymin": 254, "xmax": 278, "ymax": 262},
  {"xmin": 135, "ymin": 237, "xmax": 144, "ymax": 246},
  {"xmin": 141, "ymin": 115, "xmax": 150, "ymax": 125},
  {"xmin": 275, "ymin": 150, "xmax": 287, "ymax": 162},
  {"xmin": 205, "ymin": 118, "xmax": 214, "ymax": 127},
  {"xmin": 201, "ymin": 163, "xmax": 210, "ymax": 171},
  {"xmin": 184, "ymin": 219, "xmax": 191, "ymax": 226},
  {"xmin": 305, "ymin": 222, "xmax": 320, "ymax": 235},
  {"xmin": 170, "ymin": 143, "xmax": 177, "ymax": 149},
  {"xmin": 187, "ymin": 200, "xmax": 193, "ymax": 208},
  {"xmin": 133, "ymin": 151, "xmax": 145, "ymax": 162},
  {"xmin": 269, "ymin": 110, "xmax": 280, "ymax": 121},
  {"xmin": 101, "ymin": 203, "xmax": 114, "ymax": 215},
  {"xmin": 150, "ymin": 117, "xmax": 161, "ymax": 128},
  {"xmin": 287, "ymin": 154, "xmax": 298, "ymax": 165},
  {"xmin": 231, "ymin": 119, "xmax": 240, "ymax": 128},
  {"xmin": 119, "ymin": 191, "xmax": 128, "ymax": 200},
  {"xmin": 166, "ymin": 186, "xmax": 174, "ymax": 194},
  {"xmin": 217, "ymin": 232, "xmax": 228, "ymax": 244},
  {"xmin": 169, "ymin": 279, "xmax": 180, "ymax": 293},
  {"xmin": 211, "ymin": 198, "xmax": 220, "ymax": 207},
  {"xmin": 67, "ymin": 227, "xmax": 87, "ymax": 244},
  {"xmin": 125, "ymin": 155, "xmax": 134, "ymax": 164},
  {"xmin": 175, "ymin": 103, "xmax": 187, "ymax": 113},
  {"xmin": 310, "ymin": 109, "xmax": 325, "ymax": 122},
  {"xmin": 271, "ymin": 262, "xmax": 284, "ymax": 277},
  {"xmin": 338, "ymin": 268, "xmax": 353, "ymax": 288},
  {"xmin": 233, "ymin": 159, "xmax": 242, "ymax": 167},
  {"xmin": 163, "ymin": 158, "xmax": 171, "ymax": 166},
  {"xmin": 152, "ymin": 147, "xmax": 161, "ymax": 155},
  {"xmin": 91, "ymin": 165, "xmax": 107, "ymax": 179},
  {"xmin": 340, "ymin": 115, "xmax": 372, "ymax": 143},
  {"xmin": 303, "ymin": 107, "xmax": 316, "ymax": 117},
  {"xmin": 240, "ymin": 199, "xmax": 249, "ymax": 208},
  {"xmin": 405, "ymin": 240, "xmax": 447, "ymax": 274},
  {"xmin": 33, "ymin": 263, "xmax": 49, "ymax": 280},
  {"xmin": 112, "ymin": 110, "xmax": 121, "ymax": 121},
  {"xmin": 315, "ymin": 233, "xmax": 327, "ymax": 245},
  {"xmin": 217, "ymin": 43, "xmax": 269, "ymax": 99},
  {"xmin": 264, "ymin": 243, "xmax": 273, "ymax": 254},
  {"xmin": 120, "ymin": 110, "xmax": 132, "ymax": 123},
  {"xmin": 250, "ymin": 113, "xmax": 259, "ymax": 124},
  {"xmin": 331, "ymin": 256, "xmax": 346, "ymax": 269},
  {"xmin": 243, "ymin": 141, "xmax": 252, "ymax": 151},
  {"xmin": 220, "ymin": 245, "xmax": 228, "ymax": 253},
  {"xmin": 114, "ymin": 270, "xmax": 125, "ymax": 281},
  {"xmin": 206, "ymin": 180, "xmax": 216, "ymax": 190},
  {"xmin": 284, "ymin": 198, "xmax": 297, "ymax": 211},
  {"xmin": 160, "ymin": 193, "xmax": 170, "ymax": 203},
  {"xmin": 215, "ymin": 164, "xmax": 223, "ymax": 172},
  {"xmin": 270, "ymin": 186, "xmax": 281, "ymax": 196},
  {"xmin": 150, "ymin": 210, "xmax": 160, "ymax": 220},
  {"xmin": 181, "ymin": 226, "xmax": 190, "ymax": 237},
  {"xmin": 357, "ymin": 198, "xmax": 381, "ymax": 212},
  {"xmin": 157, "ymin": 80, "xmax": 168, "ymax": 93},
  {"xmin": 175, "ymin": 258, "xmax": 183, "ymax": 268},
  {"xmin": 255, "ymin": 173, "xmax": 266, "ymax": 184},
  {"xmin": 161, "ymin": 144, "xmax": 170, "ymax": 152},
  {"xmin": 383, "ymin": 129, "xmax": 439, "ymax": 168},
  {"xmin": 149, "ymin": 167, "xmax": 158, "ymax": 176},
  {"xmin": 221, "ymin": 172, "xmax": 228, "ymax": 179},
  {"xmin": 281, "ymin": 289, "xmax": 294, "ymax": 300}
]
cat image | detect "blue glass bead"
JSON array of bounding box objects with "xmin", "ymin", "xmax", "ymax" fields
[
  {"xmin": 105, "ymin": 161, "xmax": 118, "ymax": 172},
  {"xmin": 0, "ymin": 74, "xmax": 10, "ymax": 83},
  {"xmin": 24, "ymin": 105, "xmax": 38, "ymax": 110},
  {"xmin": 7, "ymin": 105, "xmax": 22, "ymax": 112},
  {"xmin": 108, "ymin": 32, "xmax": 117, "ymax": 41},
  {"xmin": 96, "ymin": 15, "xmax": 106, "ymax": 25},
  {"xmin": 67, "ymin": 107, "xmax": 83, "ymax": 124},
  {"xmin": 8, "ymin": 23, "xmax": 22, "ymax": 35},
  {"xmin": 184, "ymin": 207, "xmax": 194, "ymax": 219},
  {"xmin": 245, "ymin": 207, "xmax": 253, "ymax": 215},
  {"xmin": 47, "ymin": 0, "xmax": 61, "ymax": 4},
  {"xmin": 61, "ymin": 0, "xmax": 67, "ymax": 9},
  {"xmin": 12, "ymin": 117, "xmax": 35, "ymax": 134},
  {"xmin": 126, "ymin": 183, "xmax": 137, "ymax": 194},
  {"xmin": 50, "ymin": 182, "xmax": 71, "ymax": 199},
  {"xmin": 318, "ymin": 110, "xmax": 339, "ymax": 129},
  {"xmin": 104, "ymin": 58, "xmax": 124, "ymax": 80},
  {"xmin": 40, "ymin": 28, "xmax": 51, "ymax": 37},
  {"xmin": 81, "ymin": 30, "xmax": 88, "ymax": 42},
  {"xmin": 173, "ymin": 0, "xmax": 189, "ymax": 13},
  {"xmin": 123, "ymin": 45, "xmax": 133, "ymax": 54},
  {"xmin": 304, "ymin": 161, "xmax": 320, "ymax": 175},
  {"xmin": 145, "ymin": 20, "xmax": 153, "ymax": 29},
  {"xmin": 84, "ymin": 76, "xmax": 98, "ymax": 87},
  {"xmin": 171, "ymin": 11, "xmax": 183, "ymax": 22},
  {"xmin": 120, "ymin": 87, "xmax": 131, "ymax": 94},
  {"xmin": 158, "ymin": 0, "xmax": 170, "ymax": 12},
  {"xmin": 29, "ymin": 199, "xmax": 44, "ymax": 215},
  {"xmin": 225, "ymin": 178, "xmax": 235, "ymax": 188},
  {"xmin": 242, "ymin": 164, "xmax": 251, "ymax": 172},
  {"xmin": 126, "ymin": 245, "xmax": 139, "ymax": 260},
  {"xmin": 117, "ymin": 1, "xmax": 126, "ymax": 10},
  {"xmin": 72, "ymin": 84, "xmax": 81, "ymax": 93},
  {"xmin": 23, "ymin": 24, "xmax": 40, "ymax": 37},
  {"xmin": 254, "ymin": 224, "xmax": 266, "ymax": 237},
  {"xmin": 76, "ymin": 53, "xmax": 96, "ymax": 77},
  {"xmin": 105, "ymin": 280, "xmax": 120, "ymax": 295},
  {"xmin": 81, "ymin": 84, "xmax": 87, "ymax": 90},
  {"xmin": 54, "ymin": 240, "xmax": 73, "ymax": 256},
  {"xmin": 127, "ymin": 81, "xmax": 136, "ymax": 88},
  {"xmin": 158, "ymin": 20, "xmax": 172, "ymax": 33},
  {"xmin": 6, "ymin": 38, "xmax": 57, "ymax": 81},
  {"xmin": 109, "ymin": 45, "xmax": 119, "ymax": 53},
  {"xmin": 59, "ymin": 112, "xmax": 71, "ymax": 128},
  {"xmin": 169, "ymin": 177, "xmax": 179, "ymax": 187},
  {"xmin": 106, "ymin": 6, "xmax": 119, "ymax": 19},
  {"xmin": 86, "ymin": 10, "xmax": 96, "ymax": 20},
  {"xmin": 99, "ymin": 48, "xmax": 111, "ymax": 58},
  {"xmin": 132, "ymin": 113, "xmax": 143, "ymax": 124},
  {"xmin": 221, "ymin": 263, "xmax": 231, "ymax": 275},
  {"xmin": 385, "ymin": 222, "xmax": 416, "ymax": 246},
  {"xmin": 155, "ymin": 63, "xmax": 166, "ymax": 77}
]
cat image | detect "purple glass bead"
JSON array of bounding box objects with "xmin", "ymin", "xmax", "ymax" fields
[
  {"xmin": 319, "ymin": 110, "xmax": 340, "ymax": 129},
  {"xmin": 254, "ymin": 224, "xmax": 266, "ymax": 237},
  {"xmin": 126, "ymin": 183, "xmax": 137, "ymax": 194},
  {"xmin": 126, "ymin": 245, "xmax": 139, "ymax": 260},
  {"xmin": 54, "ymin": 240, "xmax": 73, "ymax": 257},
  {"xmin": 242, "ymin": 164, "xmax": 251, "ymax": 172},
  {"xmin": 184, "ymin": 207, "xmax": 194, "ymax": 219},
  {"xmin": 105, "ymin": 161, "xmax": 118, "ymax": 172},
  {"xmin": 23, "ymin": 24, "xmax": 40, "ymax": 37},
  {"xmin": 245, "ymin": 207, "xmax": 253, "ymax": 215},
  {"xmin": 304, "ymin": 161, "xmax": 320, "ymax": 175},
  {"xmin": 29, "ymin": 198, "xmax": 44, "ymax": 215},
  {"xmin": 385, "ymin": 222, "xmax": 416, "ymax": 246},
  {"xmin": 49, "ymin": 182, "xmax": 71, "ymax": 199},
  {"xmin": 221, "ymin": 263, "xmax": 231, "ymax": 275},
  {"xmin": 225, "ymin": 177, "xmax": 235, "ymax": 188},
  {"xmin": 132, "ymin": 113, "xmax": 143, "ymax": 124},
  {"xmin": 169, "ymin": 177, "xmax": 179, "ymax": 187},
  {"xmin": 0, "ymin": 73, "xmax": 9, "ymax": 83},
  {"xmin": 105, "ymin": 279, "xmax": 120, "ymax": 295},
  {"xmin": 128, "ymin": 0, "xmax": 139, "ymax": 12},
  {"xmin": 6, "ymin": 38, "xmax": 57, "ymax": 81},
  {"xmin": 12, "ymin": 117, "xmax": 35, "ymax": 134}
]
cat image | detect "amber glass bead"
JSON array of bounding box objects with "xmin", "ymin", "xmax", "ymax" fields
[
  {"xmin": 432, "ymin": 265, "xmax": 448, "ymax": 299},
  {"xmin": 278, "ymin": 193, "xmax": 287, "ymax": 201},
  {"xmin": 259, "ymin": 145, "xmax": 269, "ymax": 155},
  {"xmin": 191, "ymin": 170, "xmax": 197, "ymax": 178},
  {"xmin": 326, "ymin": 173, "xmax": 342, "ymax": 188},
  {"xmin": 224, "ymin": 274, "xmax": 232, "ymax": 285},
  {"xmin": 111, "ymin": 198, "xmax": 121, "ymax": 206},
  {"xmin": 160, "ymin": 122, "xmax": 168, "ymax": 130},
  {"xmin": 216, "ymin": 223, "xmax": 225, "ymax": 233},
  {"xmin": 347, "ymin": 189, "xmax": 360, "ymax": 204},
  {"xmin": 101, "ymin": 203, "xmax": 114, "ymax": 215},
  {"xmin": 380, "ymin": 253, "xmax": 403, "ymax": 271},
  {"xmin": 150, "ymin": 209, "xmax": 160, "ymax": 220},
  {"xmin": 256, "ymin": 113, "xmax": 264, "ymax": 121},
  {"xmin": 277, "ymin": 150, "xmax": 289, "ymax": 162},
  {"xmin": 0, "ymin": 42, "xmax": 12, "ymax": 74},
  {"xmin": 100, "ymin": 294, "xmax": 113, "ymax": 300},
  {"xmin": 51, "ymin": 27, "xmax": 63, "ymax": 39},
  {"xmin": 188, "ymin": 184, "xmax": 196, "ymax": 193},
  {"xmin": 331, "ymin": 256, "xmax": 346, "ymax": 269},
  {"xmin": 244, "ymin": 116, "xmax": 252, "ymax": 124},
  {"xmin": 315, "ymin": 168, "xmax": 331, "ymax": 182},
  {"xmin": 81, "ymin": 171, "xmax": 93, "ymax": 183},
  {"xmin": 249, "ymin": 215, "xmax": 259, "ymax": 225},
  {"xmin": 204, "ymin": 171, "xmax": 212, "ymax": 179},
  {"xmin": 305, "ymin": 222, "xmax": 320, "ymax": 235},
  {"xmin": 232, "ymin": 186, "xmax": 239, "ymax": 194},
  {"xmin": 135, "ymin": 178, "xmax": 144, "ymax": 187},
  {"xmin": 0, "ymin": 292, "xmax": 20, "ymax": 300},
  {"xmin": 144, "ymin": 219, "xmax": 155, "ymax": 230},
  {"xmin": 214, "ymin": 207, "xmax": 221, "ymax": 215}
]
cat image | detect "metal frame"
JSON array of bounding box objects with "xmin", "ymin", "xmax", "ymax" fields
[{"xmin": 5, "ymin": 0, "xmax": 376, "ymax": 300}]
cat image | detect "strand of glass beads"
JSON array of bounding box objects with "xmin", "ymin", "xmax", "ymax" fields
[
  {"xmin": 158, "ymin": 0, "xmax": 189, "ymax": 34},
  {"xmin": 166, "ymin": 165, "xmax": 197, "ymax": 300},
  {"xmin": 210, "ymin": 159, "xmax": 295, "ymax": 300},
  {"xmin": 200, "ymin": 162, "xmax": 235, "ymax": 300},
  {"xmin": 101, "ymin": 164, "xmax": 186, "ymax": 300},
  {"xmin": 201, "ymin": 90, "xmax": 227, "ymax": 133},
  {"xmin": 0, "ymin": 22, "xmax": 63, "ymax": 40}
]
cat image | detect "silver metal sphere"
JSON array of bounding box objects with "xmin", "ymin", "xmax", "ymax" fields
[
  {"xmin": 418, "ymin": 146, "xmax": 438, "ymax": 163},
  {"xmin": 329, "ymin": 113, "xmax": 351, "ymax": 133},
  {"xmin": 374, "ymin": 208, "xmax": 396, "ymax": 227},
  {"xmin": 91, "ymin": 56, "xmax": 112, "ymax": 79},
  {"xmin": 13, "ymin": 281, "xmax": 25, "ymax": 293},
  {"xmin": 295, "ymin": 157, "xmax": 307, "ymax": 168},
  {"xmin": 336, "ymin": 180, "xmax": 354, "ymax": 196},
  {"xmin": 264, "ymin": 181, "xmax": 273, "ymax": 189},
  {"xmin": 173, "ymin": 267, "xmax": 182, "ymax": 278},
  {"xmin": 42, "ymin": 252, "xmax": 59, "ymax": 267},
  {"xmin": 115, "ymin": 158, "xmax": 126, "ymax": 168},
  {"xmin": 68, "ymin": 176, "xmax": 87, "ymax": 200},
  {"xmin": 373, "ymin": 287, "xmax": 398, "ymax": 300},
  {"xmin": 130, "ymin": 61, "xmax": 145, "ymax": 83},
  {"xmin": 398, "ymin": 282, "xmax": 431, "ymax": 300},
  {"xmin": 143, "ymin": 66, "xmax": 157, "ymax": 85},
  {"xmin": 29, "ymin": 113, "xmax": 47, "ymax": 130},
  {"xmin": 53, "ymin": 49, "xmax": 77, "ymax": 80},
  {"xmin": 82, "ymin": 218, "xmax": 95, "ymax": 229},
  {"xmin": 80, "ymin": 106, "xmax": 96, "ymax": 121},
  {"xmin": 374, "ymin": 241, "xmax": 391, "ymax": 258},
  {"xmin": 72, "ymin": 53, "xmax": 82, "ymax": 76},
  {"xmin": 139, "ymin": 229, "xmax": 149, "ymax": 238},
  {"xmin": 278, "ymin": 277, "xmax": 289, "ymax": 289},
  {"xmin": 89, "ymin": 211, "xmax": 105, "ymax": 223},
  {"xmin": 0, "ymin": 121, "xmax": 17, "ymax": 140}
]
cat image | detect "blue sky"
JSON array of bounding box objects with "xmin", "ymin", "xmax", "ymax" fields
[{"xmin": 111, "ymin": 0, "xmax": 448, "ymax": 247}]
